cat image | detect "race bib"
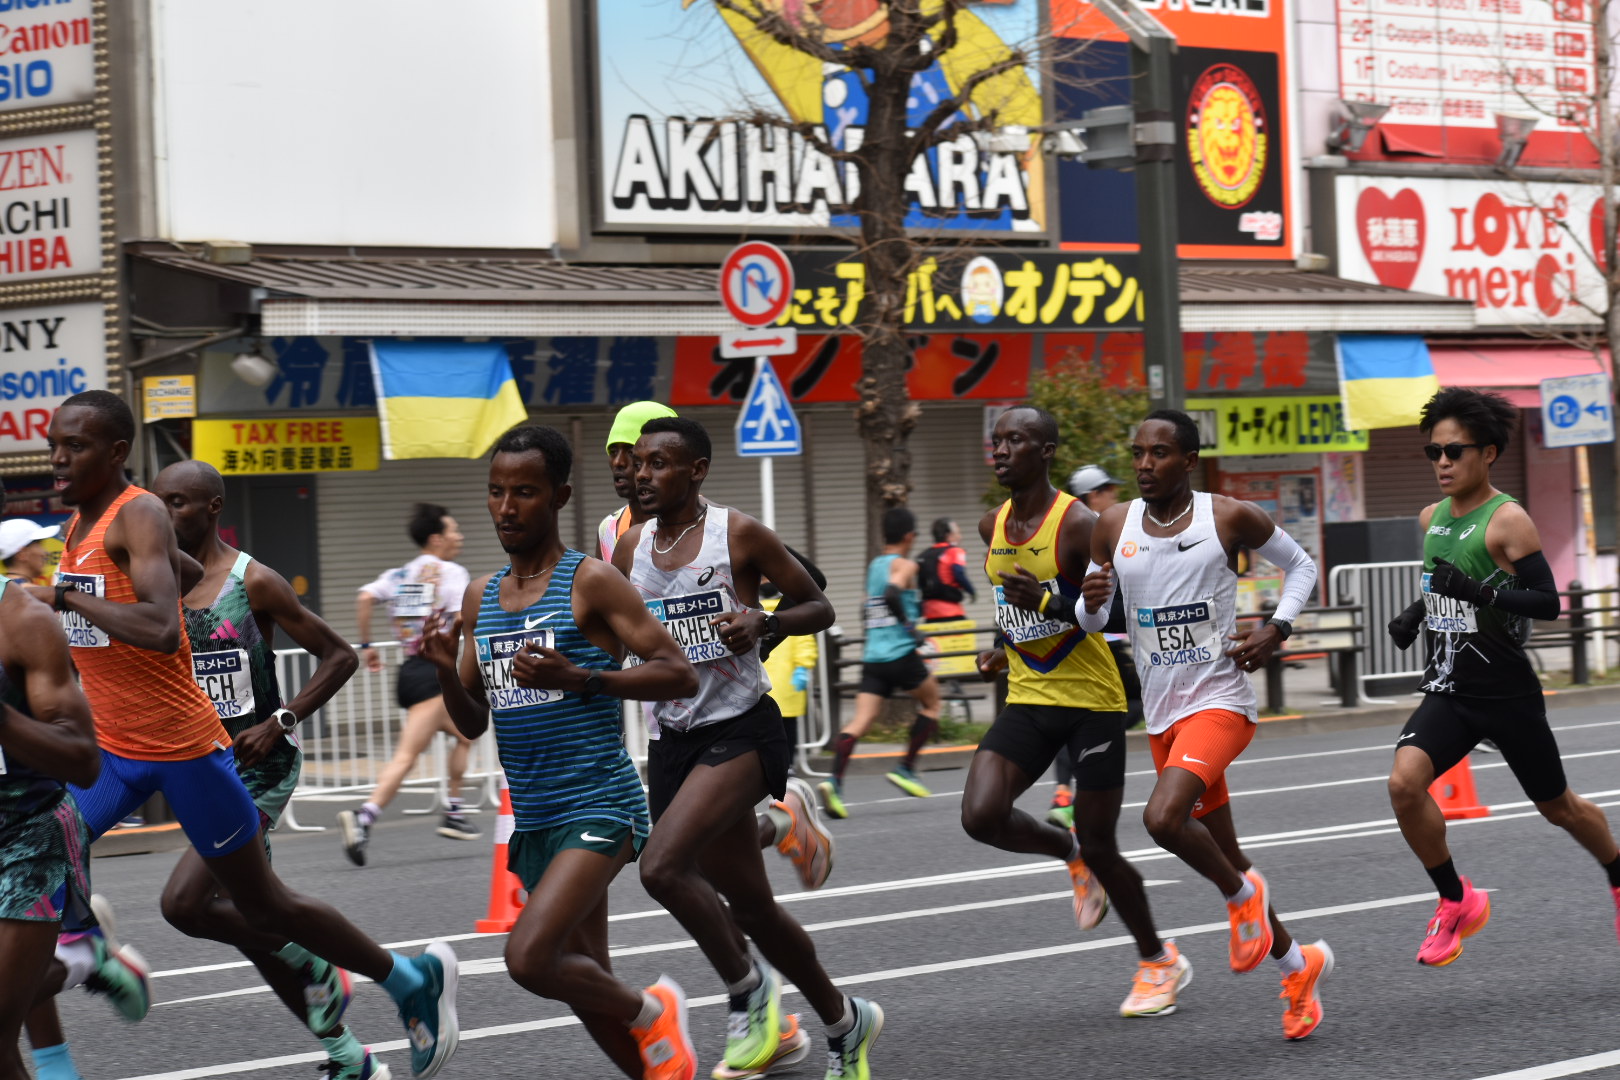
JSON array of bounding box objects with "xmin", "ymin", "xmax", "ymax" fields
[
  {"xmin": 863, "ymin": 596, "xmax": 898, "ymax": 631},
  {"xmin": 56, "ymin": 573, "xmax": 108, "ymax": 648},
  {"xmin": 646, "ymin": 590, "xmax": 730, "ymax": 664},
  {"xmin": 994, "ymin": 582, "xmax": 1068, "ymax": 644},
  {"xmin": 477, "ymin": 628, "xmax": 563, "ymax": 711},
  {"xmin": 1133, "ymin": 599, "xmax": 1219, "ymax": 667},
  {"xmin": 1422, "ymin": 573, "xmax": 1478, "ymax": 634},
  {"xmin": 391, "ymin": 581, "xmax": 435, "ymax": 619},
  {"xmin": 192, "ymin": 648, "xmax": 256, "ymax": 720}
]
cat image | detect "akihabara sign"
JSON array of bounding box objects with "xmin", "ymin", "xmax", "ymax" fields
[
  {"xmin": 0, "ymin": 300, "xmax": 105, "ymax": 451},
  {"xmin": 1334, "ymin": 175, "xmax": 1606, "ymax": 325},
  {"xmin": 0, "ymin": 128, "xmax": 99, "ymax": 283},
  {"xmin": 0, "ymin": 0, "xmax": 95, "ymax": 112}
]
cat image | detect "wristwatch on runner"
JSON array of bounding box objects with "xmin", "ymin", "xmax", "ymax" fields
[
  {"xmin": 580, "ymin": 673, "xmax": 604, "ymax": 703},
  {"xmin": 761, "ymin": 611, "xmax": 782, "ymax": 639},
  {"xmin": 272, "ymin": 707, "xmax": 298, "ymax": 733},
  {"xmin": 1267, "ymin": 618, "xmax": 1293, "ymax": 641}
]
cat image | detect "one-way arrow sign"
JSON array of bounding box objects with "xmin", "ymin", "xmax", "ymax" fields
[{"xmin": 721, "ymin": 326, "xmax": 798, "ymax": 359}]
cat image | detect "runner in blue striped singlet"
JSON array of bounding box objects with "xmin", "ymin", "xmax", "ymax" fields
[{"xmin": 419, "ymin": 425, "xmax": 702, "ymax": 1080}]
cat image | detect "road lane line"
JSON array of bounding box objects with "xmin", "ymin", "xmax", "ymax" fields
[{"xmin": 1471, "ymin": 1050, "xmax": 1620, "ymax": 1079}]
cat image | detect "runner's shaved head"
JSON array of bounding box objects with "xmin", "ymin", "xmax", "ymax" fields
[{"xmin": 154, "ymin": 459, "xmax": 225, "ymax": 502}]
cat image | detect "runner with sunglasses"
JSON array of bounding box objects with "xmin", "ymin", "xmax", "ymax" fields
[{"xmin": 1385, "ymin": 388, "xmax": 1620, "ymax": 965}]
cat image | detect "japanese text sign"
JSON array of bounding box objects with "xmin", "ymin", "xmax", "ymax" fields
[
  {"xmin": 192, "ymin": 417, "xmax": 381, "ymax": 475},
  {"xmin": 1186, "ymin": 395, "xmax": 1369, "ymax": 455}
]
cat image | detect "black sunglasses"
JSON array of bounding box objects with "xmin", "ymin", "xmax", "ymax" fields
[{"xmin": 1423, "ymin": 442, "xmax": 1484, "ymax": 462}]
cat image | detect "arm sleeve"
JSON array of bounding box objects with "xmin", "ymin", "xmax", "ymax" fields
[
  {"xmin": 951, "ymin": 557, "xmax": 978, "ymax": 598},
  {"xmin": 883, "ymin": 585, "xmax": 911, "ymax": 625},
  {"xmin": 1487, "ymin": 550, "xmax": 1560, "ymax": 621},
  {"xmin": 1103, "ymin": 588, "xmax": 1127, "ymax": 635},
  {"xmin": 1254, "ymin": 527, "xmax": 1318, "ymax": 624},
  {"xmin": 1076, "ymin": 560, "xmax": 1114, "ymax": 634}
]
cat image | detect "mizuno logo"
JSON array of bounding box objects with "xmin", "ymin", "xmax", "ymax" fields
[
  {"xmin": 1178, "ymin": 538, "xmax": 1207, "ymax": 552},
  {"xmin": 74, "ymin": 548, "xmax": 96, "ymax": 567},
  {"xmin": 213, "ymin": 824, "xmax": 246, "ymax": 849},
  {"xmin": 581, "ymin": 831, "xmax": 614, "ymax": 844},
  {"xmin": 1181, "ymin": 754, "xmax": 1210, "ymax": 766},
  {"xmin": 1076, "ymin": 741, "xmax": 1112, "ymax": 762},
  {"xmin": 697, "ymin": 567, "xmax": 716, "ymax": 585},
  {"xmin": 1027, "ymin": 545, "xmax": 1049, "ymax": 556},
  {"xmin": 524, "ymin": 613, "xmax": 556, "ymax": 630}
]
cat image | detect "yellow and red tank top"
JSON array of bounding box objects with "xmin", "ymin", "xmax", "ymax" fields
[
  {"xmin": 984, "ymin": 491, "xmax": 1125, "ymax": 710},
  {"xmin": 56, "ymin": 485, "xmax": 229, "ymax": 761}
]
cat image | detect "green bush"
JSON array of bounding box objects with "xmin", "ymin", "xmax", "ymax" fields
[{"xmin": 1016, "ymin": 349, "xmax": 1148, "ymax": 500}]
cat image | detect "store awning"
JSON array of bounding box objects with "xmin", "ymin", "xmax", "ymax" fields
[{"xmin": 1428, "ymin": 343, "xmax": 1612, "ymax": 406}]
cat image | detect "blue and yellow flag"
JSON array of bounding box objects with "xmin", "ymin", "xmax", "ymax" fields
[
  {"xmin": 369, "ymin": 342, "xmax": 528, "ymax": 459},
  {"xmin": 1336, "ymin": 334, "xmax": 1441, "ymax": 431}
]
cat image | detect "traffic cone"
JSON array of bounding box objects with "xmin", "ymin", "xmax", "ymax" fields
[
  {"xmin": 475, "ymin": 772, "xmax": 526, "ymax": 932},
  {"xmin": 1429, "ymin": 758, "xmax": 1489, "ymax": 820}
]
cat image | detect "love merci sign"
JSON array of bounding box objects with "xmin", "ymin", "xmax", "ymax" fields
[{"xmin": 1335, "ymin": 174, "xmax": 1607, "ymax": 326}]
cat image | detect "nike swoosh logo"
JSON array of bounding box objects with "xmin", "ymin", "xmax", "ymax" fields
[
  {"xmin": 1177, "ymin": 538, "xmax": 1207, "ymax": 552},
  {"xmin": 1398, "ymin": 733, "xmax": 1416, "ymax": 741},
  {"xmin": 580, "ymin": 831, "xmax": 614, "ymax": 844},
  {"xmin": 1076, "ymin": 741, "xmax": 1113, "ymax": 762},
  {"xmin": 524, "ymin": 613, "xmax": 556, "ymax": 630},
  {"xmin": 74, "ymin": 548, "xmax": 96, "ymax": 567},
  {"xmin": 1181, "ymin": 754, "xmax": 1210, "ymax": 766},
  {"xmin": 213, "ymin": 824, "xmax": 246, "ymax": 849}
]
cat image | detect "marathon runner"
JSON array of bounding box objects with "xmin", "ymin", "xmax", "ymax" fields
[
  {"xmin": 148, "ymin": 460, "xmax": 385, "ymax": 1080},
  {"xmin": 420, "ymin": 424, "xmax": 706, "ymax": 1080},
  {"xmin": 965, "ymin": 405, "xmax": 1188, "ymax": 1018},
  {"xmin": 818, "ymin": 507, "xmax": 942, "ymax": 818},
  {"xmin": 613, "ymin": 417, "xmax": 881, "ymax": 1080},
  {"xmin": 1079, "ymin": 409, "xmax": 1332, "ymax": 1040},
  {"xmin": 1385, "ymin": 389, "xmax": 1620, "ymax": 964},
  {"xmin": 598, "ymin": 401, "xmax": 678, "ymax": 561},
  {"xmin": 34, "ymin": 391, "xmax": 460, "ymax": 1079},
  {"xmin": 341, "ymin": 503, "xmax": 476, "ymax": 864},
  {"xmin": 918, "ymin": 517, "xmax": 975, "ymax": 622}
]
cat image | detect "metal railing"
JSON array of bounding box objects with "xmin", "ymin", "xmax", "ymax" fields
[{"xmin": 1328, "ymin": 561, "xmax": 1424, "ymax": 705}]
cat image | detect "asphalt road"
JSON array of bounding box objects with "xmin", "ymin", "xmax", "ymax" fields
[{"xmin": 45, "ymin": 704, "xmax": 1620, "ymax": 1080}]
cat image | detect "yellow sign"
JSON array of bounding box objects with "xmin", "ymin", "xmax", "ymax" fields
[
  {"xmin": 918, "ymin": 618, "xmax": 982, "ymax": 678},
  {"xmin": 193, "ymin": 417, "xmax": 380, "ymax": 476},
  {"xmin": 142, "ymin": 375, "xmax": 196, "ymax": 421},
  {"xmin": 1187, "ymin": 395, "xmax": 1368, "ymax": 456}
]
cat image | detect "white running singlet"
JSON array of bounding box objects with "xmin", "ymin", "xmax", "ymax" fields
[{"xmin": 1111, "ymin": 493, "xmax": 1256, "ymax": 734}]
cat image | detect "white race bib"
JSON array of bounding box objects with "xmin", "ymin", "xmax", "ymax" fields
[
  {"xmin": 863, "ymin": 596, "xmax": 898, "ymax": 630},
  {"xmin": 477, "ymin": 628, "xmax": 563, "ymax": 710},
  {"xmin": 56, "ymin": 573, "xmax": 108, "ymax": 648},
  {"xmin": 1133, "ymin": 598, "xmax": 1219, "ymax": 667},
  {"xmin": 646, "ymin": 590, "xmax": 730, "ymax": 664},
  {"xmin": 391, "ymin": 581, "xmax": 435, "ymax": 619},
  {"xmin": 192, "ymin": 648, "xmax": 256, "ymax": 720},
  {"xmin": 1422, "ymin": 573, "xmax": 1478, "ymax": 634},
  {"xmin": 994, "ymin": 582, "xmax": 1068, "ymax": 644}
]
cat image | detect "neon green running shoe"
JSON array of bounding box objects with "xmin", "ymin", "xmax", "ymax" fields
[
  {"xmin": 724, "ymin": 963, "xmax": 782, "ymax": 1072},
  {"xmin": 1046, "ymin": 804, "xmax": 1075, "ymax": 829},
  {"xmin": 884, "ymin": 765, "xmax": 930, "ymax": 798},
  {"xmin": 817, "ymin": 779, "xmax": 848, "ymax": 820},
  {"xmin": 824, "ymin": 997, "xmax": 884, "ymax": 1080}
]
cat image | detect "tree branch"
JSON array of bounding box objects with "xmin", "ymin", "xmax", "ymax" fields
[
  {"xmin": 908, "ymin": 51, "xmax": 1029, "ymax": 160},
  {"xmin": 739, "ymin": 108, "xmax": 859, "ymax": 163}
]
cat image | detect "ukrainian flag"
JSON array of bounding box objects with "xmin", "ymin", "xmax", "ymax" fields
[
  {"xmin": 1336, "ymin": 334, "xmax": 1441, "ymax": 431},
  {"xmin": 369, "ymin": 341, "xmax": 528, "ymax": 459}
]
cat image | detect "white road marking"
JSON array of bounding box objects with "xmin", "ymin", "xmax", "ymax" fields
[{"xmin": 1471, "ymin": 1050, "xmax": 1620, "ymax": 1079}]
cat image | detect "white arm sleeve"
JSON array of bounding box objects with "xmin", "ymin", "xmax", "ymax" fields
[
  {"xmin": 1076, "ymin": 560, "xmax": 1113, "ymax": 633},
  {"xmin": 1255, "ymin": 527, "xmax": 1317, "ymax": 625}
]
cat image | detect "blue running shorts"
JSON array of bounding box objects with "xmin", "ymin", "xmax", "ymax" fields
[{"xmin": 71, "ymin": 747, "xmax": 261, "ymax": 858}]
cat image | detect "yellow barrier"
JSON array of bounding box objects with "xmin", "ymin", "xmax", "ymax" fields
[{"xmin": 918, "ymin": 618, "xmax": 982, "ymax": 677}]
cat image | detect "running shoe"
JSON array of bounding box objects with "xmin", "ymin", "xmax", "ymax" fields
[
  {"xmin": 1227, "ymin": 869, "xmax": 1274, "ymax": 973},
  {"xmin": 338, "ymin": 810, "xmax": 369, "ymax": 867},
  {"xmin": 395, "ymin": 941, "xmax": 458, "ymax": 1079},
  {"xmin": 1416, "ymin": 877, "xmax": 1490, "ymax": 966},
  {"xmin": 321, "ymin": 1051, "xmax": 391, "ymax": 1080},
  {"xmin": 724, "ymin": 962, "xmax": 782, "ymax": 1072},
  {"xmin": 884, "ymin": 766, "xmax": 930, "ymax": 798},
  {"xmin": 1046, "ymin": 804, "xmax": 1075, "ymax": 830},
  {"xmin": 711, "ymin": 1013, "xmax": 809, "ymax": 1079},
  {"xmin": 1051, "ymin": 784, "xmax": 1074, "ymax": 809},
  {"xmin": 1119, "ymin": 942, "xmax": 1192, "ymax": 1017},
  {"xmin": 824, "ymin": 997, "xmax": 884, "ymax": 1080},
  {"xmin": 297, "ymin": 952, "xmax": 354, "ymax": 1035},
  {"xmin": 435, "ymin": 814, "xmax": 480, "ymax": 841},
  {"xmin": 1611, "ymin": 885, "xmax": 1620, "ymax": 946},
  {"xmin": 776, "ymin": 776, "xmax": 835, "ymax": 891},
  {"xmin": 1279, "ymin": 940, "xmax": 1334, "ymax": 1040},
  {"xmin": 1067, "ymin": 851, "xmax": 1109, "ymax": 931},
  {"xmin": 817, "ymin": 779, "xmax": 848, "ymax": 820},
  {"xmin": 115, "ymin": 813, "xmax": 145, "ymax": 829},
  {"xmin": 632, "ymin": 975, "xmax": 697, "ymax": 1080},
  {"xmin": 84, "ymin": 894, "xmax": 150, "ymax": 1021}
]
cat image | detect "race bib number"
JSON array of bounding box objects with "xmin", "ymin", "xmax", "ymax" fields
[
  {"xmin": 477, "ymin": 628, "xmax": 563, "ymax": 711},
  {"xmin": 192, "ymin": 649, "xmax": 256, "ymax": 720},
  {"xmin": 1422, "ymin": 573, "xmax": 1478, "ymax": 634},
  {"xmin": 391, "ymin": 582, "xmax": 435, "ymax": 619},
  {"xmin": 646, "ymin": 590, "xmax": 729, "ymax": 664},
  {"xmin": 994, "ymin": 582, "xmax": 1068, "ymax": 644},
  {"xmin": 56, "ymin": 573, "xmax": 108, "ymax": 648},
  {"xmin": 1133, "ymin": 599, "xmax": 1219, "ymax": 667},
  {"xmin": 863, "ymin": 596, "xmax": 898, "ymax": 631}
]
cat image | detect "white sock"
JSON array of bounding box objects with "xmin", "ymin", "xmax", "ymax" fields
[
  {"xmin": 764, "ymin": 806, "xmax": 793, "ymax": 846},
  {"xmin": 726, "ymin": 962, "xmax": 762, "ymax": 998},
  {"xmin": 1275, "ymin": 941, "xmax": 1306, "ymax": 975},
  {"xmin": 1223, "ymin": 877, "xmax": 1256, "ymax": 905},
  {"xmin": 55, "ymin": 937, "xmax": 97, "ymax": 990},
  {"xmin": 631, "ymin": 991, "xmax": 662, "ymax": 1030},
  {"xmin": 825, "ymin": 995, "xmax": 855, "ymax": 1037},
  {"xmin": 1145, "ymin": 946, "xmax": 1172, "ymax": 964},
  {"xmin": 1066, "ymin": 834, "xmax": 1081, "ymax": 863}
]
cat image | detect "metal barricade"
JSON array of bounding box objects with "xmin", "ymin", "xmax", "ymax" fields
[{"xmin": 1328, "ymin": 560, "xmax": 1423, "ymax": 705}]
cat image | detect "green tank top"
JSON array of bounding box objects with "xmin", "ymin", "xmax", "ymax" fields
[
  {"xmin": 0, "ymin": 579, "xmax": 66, "ymax": 824},
  {"xmin": 1421, "ymin": 493, "xmax": 1535, "ymax": 696},
  {"xmin": 184, "ymin": 552, "xmax": 284, "ymax": 736}
]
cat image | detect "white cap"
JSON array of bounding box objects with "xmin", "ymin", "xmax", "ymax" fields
[
  {"xmin": 0, "ymin": 519, "xmax": 56, "ymax": 561},
  {"xmin": 1068, "ymin": 464, "xmax": 1122, "ymax": 497}
]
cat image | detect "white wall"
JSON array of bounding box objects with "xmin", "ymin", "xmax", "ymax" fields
[{"xmin": 151, "ymin": 0, "xmax": 555, "ymax": 248}]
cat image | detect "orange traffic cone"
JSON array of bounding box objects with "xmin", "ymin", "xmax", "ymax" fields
[
  {"xmin": 475, "ymin": 772, "xmax": 526, "ymax": 932},
  {"xmin": 1429, "ymin": 758, "xmax": 1489, "ymax": 820}
]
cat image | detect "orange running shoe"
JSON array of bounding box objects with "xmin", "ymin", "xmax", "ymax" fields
[
  {"xmin": 1279, "ymin": 940, "xmax": 1334, "ymax": 1040},
  {"xmin": 1051, "ymin": 784, "xmax": 1074, "ymax": 810},
  {"xmin": 1416, "ymin": 877, "xmax": 1490, "ymax": 966},
  {"xmin": 1227, "ymin": 869, "xmax": 1274, "ymax": 973},
  {"xmin": 631, "ymin": 976, "xmax": 697, "ymax": 1080},
  {"xmin": 774, "ymin": 776, "xmax": 834, "ymax": 891},
  {"xmin": 1068, "ymin": 851, "xmax": 1110, "ymax": 931}
]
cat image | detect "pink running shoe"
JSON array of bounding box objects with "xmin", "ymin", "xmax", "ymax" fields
[
  {"xmin": 1416, "ymin": 877, "xmax": 1490, "ymax": 966},
  {"xmin": 1610, "ymin": 885, "xmax": 1620, "ymax": 945}
]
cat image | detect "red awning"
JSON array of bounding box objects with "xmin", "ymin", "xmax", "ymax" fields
[{"xmin": 1427, "ymin": 344, "xmax": 1612, "ymax": 407}]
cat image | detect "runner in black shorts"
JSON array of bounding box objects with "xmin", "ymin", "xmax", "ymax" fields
[{"xmin": 1386, "ymin": 388, "xmax": 1620, "ymax": 966}]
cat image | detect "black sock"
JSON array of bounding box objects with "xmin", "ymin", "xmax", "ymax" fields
[
  {"xmin": 1425, "ymin": 857, "xmax": 1465, "ymax": 902},
  {"xmin": 902, "ymin": 714, "xmax": 939, "ymax": 771},
  {"xmin": 832, "ymin": 733, "xmax": 858, "ymax": 782},
  {"xmin": 1603, "ymin": 854, "xmax": 1620, "ymax": 888}
]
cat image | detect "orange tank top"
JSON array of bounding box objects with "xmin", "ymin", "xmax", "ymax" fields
[{"xmin": 56, "ymin": 485, "xmax": 229, "ymax": 761}]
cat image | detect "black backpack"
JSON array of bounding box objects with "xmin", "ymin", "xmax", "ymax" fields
[{"xmin": 918, "ymin": 544, "xmax": 963, "ymax": 604}]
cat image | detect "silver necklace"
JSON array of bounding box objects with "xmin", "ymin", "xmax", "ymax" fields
[
  {"xmin": 1146, "ymin": 496, "xmax": 1194, "ymax": 529},
  {"xmin": 510, "ymin": 556, "xmax": 563, "ymax": 581},
  {"xmin": 653, "ymin": 506, "xmax": 708, "ymax": 555}
]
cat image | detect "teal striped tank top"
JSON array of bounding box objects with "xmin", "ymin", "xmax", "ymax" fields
[{"xmin": 475, "ymin": 550, "xmax": 648, "ymax": 834}]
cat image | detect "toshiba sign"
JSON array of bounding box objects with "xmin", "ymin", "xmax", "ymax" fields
[{"xmin": 1335, "ymin": 174, "xmax": 1606, "ymax": 326}]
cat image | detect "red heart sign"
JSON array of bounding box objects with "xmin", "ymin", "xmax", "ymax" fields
[{"xmin": 1355, "ymin": 187, "xmax": 1425, "ymax": 290}]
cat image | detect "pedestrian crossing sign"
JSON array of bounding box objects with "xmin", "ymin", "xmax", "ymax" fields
[{"xmin": 735, "ymin": 359, "xmax": 802, "ymax": 457}]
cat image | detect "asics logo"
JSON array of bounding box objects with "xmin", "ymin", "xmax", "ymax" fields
[
  {"xmin": 1460, "ymin": 524, "xmax": 1477, "ymax": 539},
  {"xmin": 212, "ymin": 824, "xmax": 246, "ymax": 850},
  {"xmin": 1076, "ymin": 741, "xmax": 1112, "ymax": 762},
  {"xmin": 524, "ymin": 613, "xmax": 555, "ymax": 630},
  {"xmin": 1181, "ymin": 754, "xmax": 1210, "ymax": 766},
  {"xmin": 580, "ymin": 831, "xmax": 614, "ymax": 844},
  {"xmin": 697, "ymin": 566, "xmax": 716, "ymax": 585},
  {"xmin": 74, "ymin": 548, "xmax": 96, "ymax": 567}
]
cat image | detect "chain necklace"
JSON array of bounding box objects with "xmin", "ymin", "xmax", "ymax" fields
[
  {"xmin": 1145, "ymin": 496, "xmax": 1194, "ymax": 529},
  {"xmin": 653, "ymin": 505, "xmax": 708, "ymax": 555},
  {"xmin": 510, "ymin": 556, "xmax": 563, "ymax": 581}
]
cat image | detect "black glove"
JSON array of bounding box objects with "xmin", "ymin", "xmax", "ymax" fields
[
  {"xmin": 1388, "ymin": 599, "xmax": 1425, "ymax": 651},
  {"xmin": 1428, "ymin": 557, "xmax": 1487, "ymax": 606}
]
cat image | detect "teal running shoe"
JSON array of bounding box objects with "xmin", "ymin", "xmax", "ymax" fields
[
  {"xmin": 395, "ymin": 942, "xmax": 459, "ymax": 1078},
  {"xmin": 723, "ymin": 962, "xmax": 782, "ymax": 1072},
  {"xmin": 824, "ymin": 997, "xmax": 884, "ymax": 1080}
]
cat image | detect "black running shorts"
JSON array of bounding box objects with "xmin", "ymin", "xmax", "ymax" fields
[
  {"xmin": 646, "ymin": 696, "xmax": 791, "ymax": 822},
  {"xmin": 858, "ymin": 652, "xmax": 930, "ymax": 696},
  {"xmin": 397, "ymin": 654, "xmax": 442, "ymax": 709},
  {"xmin": 979, "ymin": 704, "xmax": 1128, "ymax": 791},
  {"xmin": 1398, "ymin": 692, "xmax": 1567, "ymax": 804}
]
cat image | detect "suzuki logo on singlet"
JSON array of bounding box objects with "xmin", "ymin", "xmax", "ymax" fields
[
  {"xmin": 697, "ymin": 567, "xmax": 716, "ymax": 586},
  {"xmin": 1459, "ymin": 524, "xmax": 1477, "ymax": 539},
  {"xmin": 990, "ymin": 548, "xmax": 1016, "ymax": 556}
]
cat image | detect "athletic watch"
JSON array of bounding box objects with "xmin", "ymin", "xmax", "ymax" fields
[
  {"xmin": 761, "ymin": 611, "xmax": 782, "ymax": 638},
  {"xmin": 1267, "ymin": 618, "xmax": 1293, "ymax": 641},
  {"xmin": 580, "ymin": 673, "xmax": 604, "ymax": 703},
  {"xmin": 272, "ymin": 708, "xmax": 298, "ymax": 733}
]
